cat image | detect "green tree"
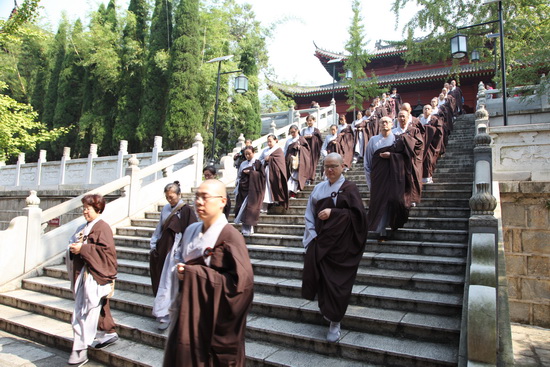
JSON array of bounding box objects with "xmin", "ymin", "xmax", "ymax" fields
[
  {"xmin": 77, "ymin": 2, "xmax": 121, "ymax": 155},
  {"xmin": 42, "ymin": 18, "xmax": 69, "ymax": 127},
  {"xmin": 0, "ymin": 82, "xmax": 68, "ymax": 162},
  {"xmin": 113, "ymin": 0, "xmax": 148, "ymax": 152},
  {"xmin": 50, "ymin": 19, "xmax": 86, "ymax": 157},
  {"xmin": 344, "ymin": 0, "xmax": 381, "ymax": 116},
  {"xmin": 164, "ymin": 0, "xmax": 204, "ymax": 151},
  {"xmin": 391, "ymin": 0, "xmax": 550, "ymax": 90},
  {"xmin": 136, "ymin": 0, "xmax": 173, "ymax": 150}
]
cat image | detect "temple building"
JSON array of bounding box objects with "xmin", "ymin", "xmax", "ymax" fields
[{"xmin": 269, "ymin": 41, "xmax": 495, "ymax": 119}]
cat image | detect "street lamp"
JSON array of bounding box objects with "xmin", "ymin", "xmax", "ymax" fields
[
  {"xmin": 327, "ymin": 58, "xmax": 343, "ymax": 104},
  {"xmin": 450, "ymin": 0, "xmax": 507, "ymax": 126},
  {"xmin": 206, "ymin": 55, "xmax": 249, "ymax": 162},
  {"xmin": 470, "ymin": 49, "xmax": 480, "ymax": 62}
]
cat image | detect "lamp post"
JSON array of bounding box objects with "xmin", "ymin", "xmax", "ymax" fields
[
  {"xmin": 327, "ymin": 58, "xmax": 343, "ymax": 104},
  {"xmin": 206, "ymin": 55, "xmax": 249, "ymax": 162},
  {"xmin": 450, "ymin": 0, "xmax": 507, "ymax": 126}
]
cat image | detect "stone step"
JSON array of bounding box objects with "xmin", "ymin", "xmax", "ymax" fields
[
  {"xmin": 0, "ymin": 303, "xmax": 164, "ymax": 367},
  {"xmin": 250, "ymin": 286, "xmax": 460, "ymax": 341},
  {"xmin": 239, "ymin": 226, "xmax": 468, "ymax": 247},
  {"xmin": 246, "ymin": 315, "xmax": 458, "ymax": 367},
  {"xmin": 364, "ymin": 239, "xmax": 467, "ymax": 257},
  {"xmin": 252, "ymin": 256, "xmax": 465, "ymax": 290}
]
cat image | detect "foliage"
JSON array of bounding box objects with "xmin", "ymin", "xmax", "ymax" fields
[
  {"xmin": 344, "ymin": 0, "xmax": 382, "ymax": 115},
  {"xmin": 136, "ymin": 0, "xmax": 173, "ymax": 149},
  {"xmin": 0, "ymin": 81, "xmax": 68, "ymax": 162},
  {"xmin": 391, "ymin": 0, "xmax": 550, "ymax": 90}
]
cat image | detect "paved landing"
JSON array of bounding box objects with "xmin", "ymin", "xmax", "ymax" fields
[{"xmin": 0, "ymin": 324, "xmax": 548, "ymax": 366}]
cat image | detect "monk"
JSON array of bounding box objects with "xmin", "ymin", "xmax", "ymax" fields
[
  {"xmin": 301, "ymin": 114, "xmax": 323, "ymax": 183},
  {"xmin": 163, "ymin": 179, "xmax": 254, "ymax": 367},
  {"xmin": 302, "ymin": 153, "xmax": 368, "ymax": 343},
  {"xmin": 364, "ymin": 116, "xmax": 411, "ymax": 241}
]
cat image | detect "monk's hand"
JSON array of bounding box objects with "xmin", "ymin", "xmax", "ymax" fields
[
  {"xmin": 317, "ymin": 208, "xmax": 331, "ymax": 221},
  {"xmin": 380, "ymin": 152, "xmax": 391, "ymax": 159},
  {"xmin": 69, "ymin": 242, "xmax": 82, "ymax": 255},
  {"xmin": 176, "ymin": 263, "xmax": 185, "ymax": 280}
]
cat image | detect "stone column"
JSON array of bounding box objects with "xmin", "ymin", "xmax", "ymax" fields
[
  {"xmin": 59, "ymin": 147, "xmax": 71, "ymax": 185},
  {"xmin": 15, "ymin": 153, "xmax": 25, "ymax": 186},
  {"xmin": 36, "ymin": 150, "xmax": 46, "ymax": 186},
  {"xmin": 270, "ymin": 121, "xmax": 276, "ymax": 136},
  {"xmin": 24, "ymin": 190, "xmax": 42, "ymax": 272},
  {"xmin": 85, "ymin": 144, "xmax": 98, "ymax": 185},
  {"xmin": 116, "ymin": 140, "xmax": 128, "ymax": 178}
]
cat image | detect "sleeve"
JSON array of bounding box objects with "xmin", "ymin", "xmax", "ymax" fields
[
  {"xmin": 363, "ymin": 140, "xmax": 374, "ymax": 189},
  {"xmin": 302, "ymin": 187, "xmax": 318, "ymax": 248}
]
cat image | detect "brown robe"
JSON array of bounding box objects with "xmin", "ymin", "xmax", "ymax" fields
[
  {"xmin": 265, "ymin": 147, "xmax": 289, "ymax": 208},
  {"xmin": 234, "ymin": 160, "xmax": 264, "ymax": 226},
  {"xmin": 70, "ymin": 219, "xmax": 117, "ymax": 333},
  {"xmin": 163, "ymin": 224, "xmax": 254, "ymax": 367},
  {"xmin": 150, "ymin": 205, "xmax": 197, "ymax": 296},
  {"xmin": 285, "ymin": 136, "xmax": 311, "ymax": 192},
  {"xmin": 302, "ymin": 180, "xmax": 368, "ymax": 322},
  {"xmin": 302, "ymin": 128, "xmax": 323, "ymax": 181},
  {"xmin": 401, "ymin": 122, "xmax": 425, "ymax": 205},
  {"xmin": 335, "ymin": 125, "xmax": 355, "ymax": 169},
  {"xmin": 354, "ymin": 119, "xmax": 370, "ymax": 158},
  {"xmin": 422, "ymin": 115, "xmax": 445, "ymax": 179},
  {"xmin": 367, "ymin": 137, "xmax": 411, "ymax": 232}
]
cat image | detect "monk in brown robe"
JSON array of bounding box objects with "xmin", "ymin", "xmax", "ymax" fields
[
  {"xmin": 302, "ymin": 153, "xmax": 368, "ymax": 343},
  {"xmin": 164, "ymin": 180, "xmax": 254, "ymax": 367},
  {"xmin": 301, "ymin": 114, "xmax": 323, "ymax": 183},
  {"xmin": 365, "ymin": 117, "xmax": 413, "ymax": 241},
  {"xmin": 285, "ymin": 125, "xmax": 311, "ymax": 197},
  {"xmin": 67, "ymin": 194, "xmax": 118, "ymax": 365},
  {"xmin": 335, "ymin": 115, "xmax": 355, "ymax": 170},
  {"xmin": 150, "ymin": 182, "xmax": 197, "ymax": 299}
]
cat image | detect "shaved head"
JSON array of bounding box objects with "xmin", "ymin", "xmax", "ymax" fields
[
  {"xmin": 200, "ymin": 179, "xmax": 226, "ymax": 197},
  {"xmin": 325, "ymin": 152, "xmax": 343, "ymax": 164}
]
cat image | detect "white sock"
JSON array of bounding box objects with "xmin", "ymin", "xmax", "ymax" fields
[{"xmin": 329, "ymin": 322, "xmax": 340, "ymax": 334}]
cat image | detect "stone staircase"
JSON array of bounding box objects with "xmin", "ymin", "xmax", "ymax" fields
[{"xmin": 0, "ymin": 115, "xmax": 475, "ymax": 366}]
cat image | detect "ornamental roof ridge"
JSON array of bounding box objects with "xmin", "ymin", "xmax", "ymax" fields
[{"xmin": 313, "ymin": 40, "xmax": 406, "ymax": 60}]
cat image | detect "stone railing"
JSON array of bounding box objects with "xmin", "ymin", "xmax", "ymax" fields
[
  {"xmin": 480, "ymin": 74, "xmax": 550, "ymax": 126},
  {"xmin": 0, "ymin": 134, "xmax": 204, "ymax": 287},
  {"xmin": 474, "ymin": 79, "xmax": 550, "ymax": 181},
  {"xmin": 217, "ymin": 103, "xmax": 337, "ymax": 185},
  {"xmin": 0, "ymin": 136, "xmax": 185, "ymax": 191},
  {"xmin": 458, "ymin": 92, "xmax": 513, "ymax": 366}
]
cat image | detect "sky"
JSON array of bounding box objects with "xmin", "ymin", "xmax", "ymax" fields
[{"xmin": 0, "ymin": 0, "xmax": 422, "ymax": 87}]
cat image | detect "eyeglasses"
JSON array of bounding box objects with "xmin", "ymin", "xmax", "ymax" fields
[{"xmin": 194, "ymin": 194, "xmax": 224, "ymax": 203}]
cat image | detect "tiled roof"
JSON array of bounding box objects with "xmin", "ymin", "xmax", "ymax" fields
[
  {"xmin": 313, "ymin": 41, "xmax": 406, "ymax": 61},
  {"xmin": 268, "ymin": 63, "xmax": 494, "ymax": 97}
]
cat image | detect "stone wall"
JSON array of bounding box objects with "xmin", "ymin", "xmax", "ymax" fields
[{"xmin": 500, "ymin": 181, "xmax": 550, "ymax": 328}]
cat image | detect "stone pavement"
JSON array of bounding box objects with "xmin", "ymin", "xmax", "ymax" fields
[
  {"xmin": 0, "ymin": 324, "xmax": 548, "ymax": 366},
  {"xmin": 512, "ymin": 323, "xmax": 550, "ymax": 367},
  {"xmin": 0, "ymin": 330, "xmax": 106, "ymax": 367}
]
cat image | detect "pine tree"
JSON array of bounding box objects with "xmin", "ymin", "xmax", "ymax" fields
[
  {"xmin": 113, "ymin": 0, "xmax": 148, "ymax": 152},
  {"xmin": 344, "ymin": 0, "xmax": 381, "ymax": 116},
  {"xmin": 136, "ymin": 0, "xmax": 173, "ymax": 150},
  {"xmin": 164, "ymin": 0, "xmax": 204, "ymax": 151}
]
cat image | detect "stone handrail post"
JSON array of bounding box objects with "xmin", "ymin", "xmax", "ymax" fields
[
  {"xmin": 23, "ymin": 190, "xmax": 42, "ymax": 273},
  {"xmin": 125, "ymin": 155, "xmax": 141, "ymax": 216},
  {"xmin": 85, "ymin": 144, "xmax": 98, "ymax": 185},
  {"xmin": 476, "ymin": 81, "xmax": 487, "ymax": 112},
  {"xmin": 152, "ymin": 136, "xmax": 163, "ymax": 180},
  {"xmin": 270, "ymin": 121, "xmax": 276, "ymax": 136},
  {"xmin": 288, "ymin": 107, "xmax": 294, "ymax": 127},
  {"xmin": 36, "ymin": 150, "xmax": 46, "ymax": 186},
  {"xmin": 116, "ymin": 140, "xmax": 128, "ymax": 178},
  {"xmin": 15, "ymin": 153, "xmax": 25, "ymax": 186},
  {"xmin": 192, "ymin": 133, "xmax": 204, "ymax": 188},
  {"xmin": 331, "ymin": 98, "xmax": 337, "ymax": 126},
  {"xmin": 59, "ymin": 147, "xmax": 70, "ymax": 185}
]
